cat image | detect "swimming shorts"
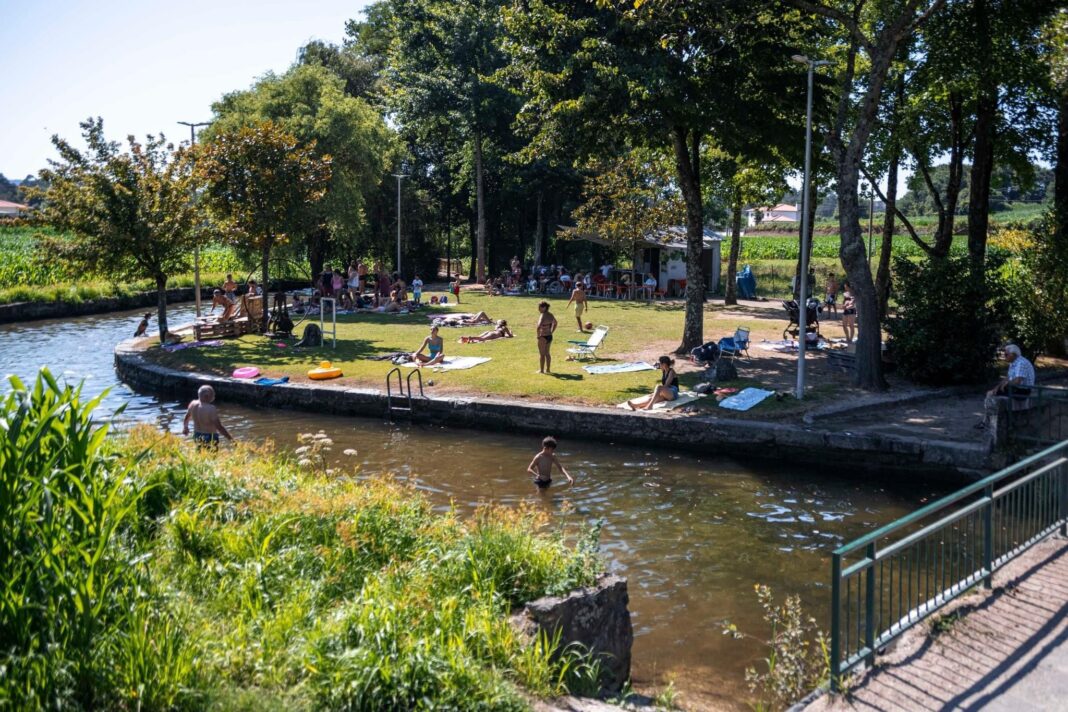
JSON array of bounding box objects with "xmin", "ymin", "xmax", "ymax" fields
[
  {"xmin": 574, "ymin": 302, "xmax": 585, "ymax": 316},
  {"xmin": 843, "ymin": 308, "xmax": 857, "ymax": 316},
  {"xmin": 534, "ymin": 477, "xmax": 552, "ymax": 488},
  {"xmin": 194, "ymin": 432, "xmax": 219, "ymax": 446}
]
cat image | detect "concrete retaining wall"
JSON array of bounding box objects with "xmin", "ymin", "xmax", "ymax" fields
[{"xmin": 115, "ymin": 340, "xmax": 993, "ymax": 479}]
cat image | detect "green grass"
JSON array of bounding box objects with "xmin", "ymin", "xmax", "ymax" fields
[
  {"xmin": 0, "ymin": 371, "xmax": 604, "ymax": 710},
  {"xmin": 160, "ymin": 291, "xmax": 725, "ymax": 406}
]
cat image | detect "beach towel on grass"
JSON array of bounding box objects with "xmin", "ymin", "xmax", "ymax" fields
[
  {"xmin": 758, "ymin": 340, "xmax": 798, "ymax": 352},
  {"xmin": 718, "ymin": 387, "xmax": 775, "ymax": 411},
  {"xmin": 402, "ymin": 356, "xmax": 491, "ymax": 371},
  {"xmin": 427, "ymin": 312, "xmax": 476, "ymax": 321},
  {"xmin": 584, "ymin": 362, "xmax": 656, "ymax": 375},
  {"xmin": 253, "ymin": 376, "xmax": 290, "ymax": 386},
  {"xmin": 162, "ymin": 340, "xmax": 224, "ymax": 353},
  {"xmin": 616, "ymin": 391, "xmax": 705, "ymax": 411}
]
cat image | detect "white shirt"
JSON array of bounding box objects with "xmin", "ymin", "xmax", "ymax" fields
[
  {"xmin": 412, "ymin": 278, "xmax": 423, "ymax": 292},
  {"xmin": 600, "ymin": 264, "xmax": 612, "ymax": 278}
]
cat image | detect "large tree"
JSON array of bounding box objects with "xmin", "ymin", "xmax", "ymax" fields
[
  {"xmin": 789, "ymin": 0, "xmax": 947, "ymax": 390},
  {"xmin": 206, "ymin": 64, "xmax": 391, "ymax": 279},
  {"xmin": 34, "ymin": 118, "xmax": 200, "ymax": 342},
  {"xmin": 196, "ymin": 121, "xmax": 332, "ymax": 331},
  {"xmin": 505, "ymin": 0, "xmax": 806, "ymax": 352}
]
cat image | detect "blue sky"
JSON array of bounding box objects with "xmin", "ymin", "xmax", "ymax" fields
[{"xmin": 1, "ymin": 0, "xmax": 370, "ymax": 179}]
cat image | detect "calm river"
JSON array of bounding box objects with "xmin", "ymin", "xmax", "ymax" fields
[{"xmin": 0, "ymin": 304, "xmax": 947, "ymax": 710}]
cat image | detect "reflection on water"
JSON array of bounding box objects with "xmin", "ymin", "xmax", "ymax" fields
[{"xmin": 0, "ymin": 305, "xmax": 944, "ymax": 709}]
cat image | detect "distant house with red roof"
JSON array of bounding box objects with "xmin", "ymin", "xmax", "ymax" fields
[
  {"xmin": 0, "ymin": 200, "xmax": 30, "ymax": 217},
  {"xmin": 744, "ymin": 203, "xmax": 799, "ymax": 227}
]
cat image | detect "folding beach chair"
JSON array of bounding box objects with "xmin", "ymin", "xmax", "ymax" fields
[
  {"xmin": 718, "ymin": 327, "xmax": 751, "ymax": 362},
  {"xmin": 566, "ymin": 325, "xmax": 609, "ymax": 360}
]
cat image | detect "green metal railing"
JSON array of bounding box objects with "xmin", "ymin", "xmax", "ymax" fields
[
  {"xmin": 829, "ymin": 439, "xmax": 1068, "ymax": 691},
  {"xmin": 1006, "ymin": 383, "xmax": 1068, "ymax": 448}
]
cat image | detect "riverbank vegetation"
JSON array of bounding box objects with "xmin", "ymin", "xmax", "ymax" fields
[{"xmin": 0, "ymin": 371, "xmax": 603, "ymax": 710}]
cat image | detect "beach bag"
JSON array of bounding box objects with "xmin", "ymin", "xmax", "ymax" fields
[{"xmin": 690, "ymin": 341, "xmax": 720, "ymax": 365}]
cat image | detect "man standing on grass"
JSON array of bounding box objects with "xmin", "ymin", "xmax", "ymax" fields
[{"xmin": 536, "ymin": 301, "xmax": 558, "ymax": 374}]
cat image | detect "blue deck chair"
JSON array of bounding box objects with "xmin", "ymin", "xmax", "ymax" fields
[{"xmin": 718, "ymin": 327, "xmax": 751, "ymax": 362}]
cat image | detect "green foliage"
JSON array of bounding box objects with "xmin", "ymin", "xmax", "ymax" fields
[
  {"xmin": 886, "ymin": 254, "xmax": 1008, "ymax": 385},
  {"xmin": 0, "ymin": 370, "xmax": 201, "ymax": 710},
  {"xmin": 0, "ymin": 391, "xmax": 604, "ymax": 709},
  {"xmin": 722, "ymin": 585, "xmax": 829, "ymax": 712},
  {"xmin": 1002, "ymin": 211, "xmax": 1068, "ymax": 358},
  {"xmin": 207, "ymin": 64, "xmax": 392, "ymax": 273}
]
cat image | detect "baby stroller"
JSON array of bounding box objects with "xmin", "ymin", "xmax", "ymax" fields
[{"xmin": 782, "ymin": 298, "xmax": 822, "ymax": 341}]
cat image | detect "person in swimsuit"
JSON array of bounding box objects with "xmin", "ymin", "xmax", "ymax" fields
[
  {"xmin": 451, "ymin": 276, "xmax": 462, "ymax": 304},
  {"xmin": 824, "ymin": 272, "xmax": 839, "ymax": 316},
  {"xmin": 412, "ymin": 325, "xmax": 445, "ymax": 367},
  {"xmin": 627, "ymin": 355, "xmax": 679, "ymax": 411},
  {"xmin": 134, "ymin": 313, "xmax": 151, "ymax": 337},
  {"xmin": 459, "ymin": 320, "xmax": 513, "ymax": 343},
  {"xmin": 535, "ymin": 301, "xmax": 558, "ymax": 374},
  {"xmin": 526, "ymin": 436, "xmax": 574, "ymax": 489},
  {"xmin": 182, "ymin": 385, "xmax": 233, "ymax": 447},
  {"xmin": 565, "ymin": 282, "xmax": 590, "ymax": 332},
  {"xmin": 223, "ymin": 274, "xmax": 238, "ymax": 302},
  {"xmin": 209, "ymin": 289, "xmax": 236, "ymax": 321},
  {"xmin": 841, "ymin": 281, "xmax": 857, "ymax": 342},
  {"xmin": 411, "ymin": 274, "xmax": 423, "ymax": 304},
  {"xmin": 357, "ymin": 262, "xmax": 368, "ymax": 293}
]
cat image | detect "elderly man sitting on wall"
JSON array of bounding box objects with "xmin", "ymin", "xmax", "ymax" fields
[{"xmin": 987, "ymin": 344, "xmax": 1036, "ymax": 408}]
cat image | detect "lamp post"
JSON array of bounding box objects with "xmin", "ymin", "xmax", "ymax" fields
[
  {"xmin": 792, "ymin": 55, "xmax": 833, "ymax": 400},
  {"xmin": 392, "ymin": 173, "xmax": 409, "ymax": 276},
  {"xmin": 178, "ymin": 121, "xmax": 210, "ymax": 317}
]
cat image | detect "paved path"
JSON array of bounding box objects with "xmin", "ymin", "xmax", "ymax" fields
[{"xmin": 806, "ymin": 536, "xmax": 1068, "ymax": 712}]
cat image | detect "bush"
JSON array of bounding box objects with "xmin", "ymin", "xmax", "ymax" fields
[
  {"xmin": 1002, "ymin": 212, "xmax": 1068, "ymax": 359},
  {"xmin": 885, "ymin": 254, "xmax": 1008, "ymax": 385}
]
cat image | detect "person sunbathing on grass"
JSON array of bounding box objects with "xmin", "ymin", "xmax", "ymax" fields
[
  {"xmin": 437, "ymin": 311, "xmax": 492, "ymax": 327},
  {"xmin": 459, "ymin": 320, "xmax": 513, "ymax": 343}
]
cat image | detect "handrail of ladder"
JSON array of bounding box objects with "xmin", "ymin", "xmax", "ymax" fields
[
  {"xmin": 385, "ymin": 366, "xmax": 403, "ymax": 418},
  {"xmin": 405, "ymin": 368, "xmax": 424, "ymax": 413}
]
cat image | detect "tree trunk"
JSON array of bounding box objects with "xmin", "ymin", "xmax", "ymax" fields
[
  {"xmin": 474, "ymin": 129, "xmax": 487, "ymax": 283},
  {"xmin": 876, "ymin": 156, "xmax": 899, "ymax": 320},
  {"xmin": 534, "ymin": 190, "xmax": 544, "ymax": 265},
  {"xmin": 876, "ymin": 76, "xmax": 904, "ymax": 320},
  {"xmin": 261, "ymin": 240, "xmax": 271, "ymax": 333},
  {"xmin": 1056, "ymin": 88, "xmax": 1068, "ymax": 239},
  {"xmin": 967, "ymin": 0, "xmax": 996, "ymax": 271},
  {"xmin": 793, "ymin": 177, "xmax": 817, "ymax": 299},
  {"xmin": 838, "ymin": 165, "xmax": 886, "ymax": 390},
  {"xmin": 308, "ymin": 227, "xmax": 327, "ymax": 283},
  {"xmin": 670, "ymin": 125, "xmax": 705, "ymax": 353},
  {"xmin": 155, "ymin": 274, "xmax": 169, "ymax": 344},
  {"xmin": 725, "ymin": 190, "xmax": 742, "ymax": 306}
]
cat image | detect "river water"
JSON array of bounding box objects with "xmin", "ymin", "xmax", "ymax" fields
[{"xmin": 0, "ymin": 304, "xmax": 946, "ymax": 709}]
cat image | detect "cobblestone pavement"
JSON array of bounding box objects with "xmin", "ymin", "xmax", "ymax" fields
[{"xmin": 805, "ymin": 536, "xmax": 1068, "ymax": 712}]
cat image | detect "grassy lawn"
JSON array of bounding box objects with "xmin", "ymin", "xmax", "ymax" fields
[{"xmin": 154, "ymin": 288, "xmax": 857, "ymax": 413}]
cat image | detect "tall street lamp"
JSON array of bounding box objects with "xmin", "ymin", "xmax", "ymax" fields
[
  {"xmin": 178, "ymin": 121, "xmax": 210, "ymax": 317},
  {"xmin": 392, "ymin": 173, "xmax": 409, "ymax": 276},
  {"xmin": 792, "ymin": 55, "xmax": 833, "ymax": 400}
]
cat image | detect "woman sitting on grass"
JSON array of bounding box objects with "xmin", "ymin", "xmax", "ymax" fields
[
  {"xmin": 459, "ymin": 320, "xmax": 513, "ymax": 343},
  {"xmin": 412, "ymin": 326, "xmax": 445, "ymax": 368},
  {"xmin": 627, "ymin": 356, "xmax": 679, "ymax": 411}
]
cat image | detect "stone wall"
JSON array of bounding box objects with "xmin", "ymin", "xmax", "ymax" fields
[
  {"xmin": 114, "ymin": 340, "xmax": 994, "ymax": 478},
  {"xmin": 0, "ymin": 288, "xmax": 210, "ymax": 324}
]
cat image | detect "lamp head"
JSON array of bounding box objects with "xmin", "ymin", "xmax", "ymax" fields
[{"xmin": 792, "ymin": 54, "xmax": 810, "ymax": 65}]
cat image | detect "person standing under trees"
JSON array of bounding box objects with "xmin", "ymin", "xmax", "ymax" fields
[
  {"xmin": 841, "ymin": 281, "xmax": 857, "ymax": 342},
  {"xmin": 565, "ymin": 282, "xmax": 590, "ymax": 332},
  {"xmin": 535, "ymin": 300, "xmax": 558, "ymax": 374},
  {"xmin": 824, "ymin": 272, "xmax": 839, "ymax": 317}
]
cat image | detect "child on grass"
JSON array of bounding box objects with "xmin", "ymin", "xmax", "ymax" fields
[{"xmin": 526, "ymin": 436, "xmax": 573, "ymax": 489}]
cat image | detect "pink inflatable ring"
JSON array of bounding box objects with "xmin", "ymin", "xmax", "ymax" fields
[{"xmin": 232, "ymin": 366, "xmax": 260, "ymax": 379}]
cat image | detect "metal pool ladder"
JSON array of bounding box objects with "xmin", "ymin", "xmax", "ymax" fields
[{"xmin": 385, "ymin": 366, "xmax": 424, "ymax": 421}]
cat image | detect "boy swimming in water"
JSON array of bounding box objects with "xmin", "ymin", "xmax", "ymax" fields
[
  {"xmin": 182, "ymin": 385, "xmax": 233, "ymax": 447},
  {"xmin": 526, "ymin": 436, "xmax": 573, "ymax": 488}
]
